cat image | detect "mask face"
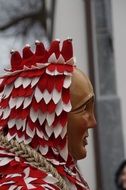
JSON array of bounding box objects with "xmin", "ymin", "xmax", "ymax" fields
[{"xmin": 67, "ymin": 69, "xmax": 96, "ymax": 160}]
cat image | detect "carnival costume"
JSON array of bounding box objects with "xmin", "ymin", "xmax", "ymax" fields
[{"xmin": 0, "ymin": 39, "xmax": 90, "ymax": 190}]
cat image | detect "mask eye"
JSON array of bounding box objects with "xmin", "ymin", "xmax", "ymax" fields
[{"xmin": 83, "ymin": 104, "xmax": 87, "ymax": 112}]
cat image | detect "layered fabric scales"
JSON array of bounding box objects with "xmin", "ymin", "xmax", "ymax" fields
[{"xmin": 0, "ymin": 39, "xmax": 90, "ymax": 190}]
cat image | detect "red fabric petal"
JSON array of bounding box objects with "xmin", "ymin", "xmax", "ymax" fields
[
  {"xmin": 11, "ymin": 51, "xmax": 22, "ymax": 71},
  {"xmin": 48, "ymin": 40, "xmax": 60, "ymax": 59},
  {"xmin": 22, "ymin": 46, "xmax": 34, "ymax": 59},
  {"xmin": 17, "ymin": 130, "xmax": 25, "ymax": 138},
  {"xmin": 38, "ymin": 74, "xmax": 47, "ymax": 92},
  {"xmin": 47, "ymin": 100, "xmax": 56, "ymax": 113},
  {"xmin": 20, "ymin": 69, "xmax": 44, "ymax": 78},
  {"xmin": 52, "ymin": 115, "xmax": 59, "ymax": 127},
  {"xmin": 10, "ymin": 107, "xmax": 29, "ymax": 120},
  {"xmin": 28, "ymin": 117, "xmax": 37, "ymax": 131},
  {"xmin": 0, "ymin": 98, "xmax": 9, "ymax": 108},
  {"xmin": 31, "ymin": 97, "xmax": 39, "ymax": 112},
  {"xmin": 5, "ymin": 75, "xmax": 17, "ymax": 86},
  {"xmin": 62, "ymin": 88, "xmax": 70, "ymax": 104},
  {"xmin": 39, "ymin": 100, "xmax": 47, "ymax": 113},
  {"xmin": 20, "ymin": 108, "xmax": 29, "ymax": 120},
  {"xmin": 47, "ymin": 75, "xmax": 55, "ymax": 93},
  {"xmin": 59, "ymin": 111, "xmax": 67, "ymax": 127},
  {"xmin": 61, "ymin": 39, "xmax": 73, "ymax": 61},
  {"xmin": 0, "ymin": 119, "xmax": 8, "ymax": 127},
  {"xmin": 9, "ymin": 127, "xmax": 16, "ymax": 136},
  {"xmin": 55, "ymin": 75, "xmax": 64, "ymax": 92},
  {"xmin": 47, "ymin": 64, "xmax": 56, "ymax": 72},
  {"xmin": 12, "ymin": 86, "xmax": 33, "ymax": 98},
  {"xmin": 65, "ymin": 64, "xmax": 73, "ymax": 72},
  {"xmin": 35, "ymin": 42, "xmax": 46, "ymax": 56},
  {"xmin": 10, "ymin": 108, "xmax": 18, "ymax": 119},
  {"xmin": 56, "ymin": 64, "xmax": 65, "ymax": 73}
]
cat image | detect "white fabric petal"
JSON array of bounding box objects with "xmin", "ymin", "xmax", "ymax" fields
[
  {"xmin": 36, "ymin": 62, "xmax": 49, "ymax": 68},
  {"xmin": 26, "ymin": 123, "xmax": 35, "ymax": 138},
  {"xmin": 52, "ymin": 89, "xmax": 61, "ymax": 104},
  {"xmin": 43, "ymin": 89, "xmax": 52, "ymax": 104},
  {"xmin": 15, "ymin": 135, "xmax": 25, "ymax": 143},
  {"xmin": 46, "ymin": 68, "xmax": 55, "ymax": 76},
  {"xmin": 38, "ymin": 111, "xmax": 46, "ymax": 125},
  {"xmin": 31, "ymin": 77, "xmax": 40, "ymax": 88},
  {"xmin": 42, "ymin": 184, "xmax": 55, "ymax": 190},
  {"xmin": 57, "ymin": 54, "xmax": 65, "ymax": 63},
  {"xmin": 30, "ymin": 108, "xmax": 39, "ymax": 122},
  {"xmin": 39, "ymin": 145, "xmax": 48, "ymax": 155},
  {"xmin": 4, "ymin": 84, "xmax": 13, "ymax": 98},
  {"xmin": 64, "ymin": 71, "xmax": 72, "ymax": 76},
  {"xmin": 23, "ymin": 96, "xmax": 32, "ymax": 109},
  {"xmin": 7, "ymin": 132, "xmax": 16, "ymax": 141},
  {"xmin": 60, "ymin": 124, "xmax": 67, "ymax": 139},
  {"xmin": 46, "ymin": 112, "xmax": 55, "ymax": 126},
  {"xmin": 16, "ymin": 97, "xmax": 24, "ymax": 109},
  {"xmin": 65, "ymin": 57, "xmax": 75, "ymax": 65},
  {"xmin": 0, "ymin": 181, "xmax": 15, "ymax": 186},
  {"xmin": 43, "ymin": 133, "xmax": 49, "ymax": 141},
  {"xmin": 14, "ymin": 77, "xmax": 23, "ymax": 88},
  {"xmin": 9, "ymin": 185, "xmax": 17, "ymax": 190},
  {"xmin": 2, "ymin": 107, "xmax": 10, "ymax": 119},
  {"xmin": 8, "ymin": 119, "xmax": 16, "ymax": 129},
  {"xmin": 17, "ymin": 187, "xmax": 22, "ymax": 190},
  {"xmin": 7, "ymin": 174, "xmax": 21, "ymax": 178},
  {"xmin": 26, "ymin": 184, "xmax": 36, "ymax": 189},
  {"xmin": 48, "ymin": 53, "xmax": 57, "ymax": 63},
  {"xmin": 34, "ymin": 87, "xmax": 43, "ymax": 103},
  {"xmin": 0, "ymin": 157, "xmax": 13, "ymax": 166},
  {"xmin": 44, "ymin": 173, "xmax": 58, "ymax": 184},
  {"xmin": 9, "ymin": 97, "xmax": 16, "ymax": 109},
  {"xmin": 59, "ymin": 140, "xmax": 68, "ymax": 161},
  {"xmin": 24, "ymin": 167, "xmax": 30, "ymax": 178},
  {"xmin": 63, "ymin": 101, "xmax": 72, "ymax": 112},
  {"xmin": 0, "ymin": 109, "xmax": 3, "ymax": 117},
  {"xmin": 52, "ymin": 148, "xmax": 59, "ymax": 156},
  {"xmin": 0, "ymin": 149, "xmax": 14, "ymax": 156},
  {"xmin": 66, "ymin": 182, "xmax": 77, "ymax": 190},
  {"xmin": 45, "ymin": 124, "xmax": 53, "ymax": 137},
  {"xmin": 55, "ymin": 101, "xmax": 63, "ymax": 116},
  {"xmin": 24, "ymin": 137, "xmax": 32, "ymax": 144},
  {"xmin": 55, "ymin": 70, "xmax": 61, "ymax": 75},
  {"xmin": 16, "ymin": 118, "xmax": 26, "ymax": 131},
  {"xmin": 63, "ymin": 76, "xmax": 72, "ymax": 88},
  {"xmin": 54, "ymin": 123, "xmax": 63, "ymax": 138},
  {"xmin": 36, "ymin": 128, "xmax": 44, "ymax": 139},
  {"xmin": 22, "ymin": 78, "xmax": 31, "ymax": 88}
]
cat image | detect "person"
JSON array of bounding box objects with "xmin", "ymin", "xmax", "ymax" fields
[
  {"xmin": 0, "ymin": 39, "xmax": 96, "ymax": 190},
  {"xmin": 115, "ymin": 161, "xmax": 126, "ymax": 190}
]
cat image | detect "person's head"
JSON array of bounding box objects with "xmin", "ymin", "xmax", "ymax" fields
[
  {"xmin": 67, "ymin": 68, "xmax": 96, "ymax": 160},
  {"xmin": 0, "ymin": 39, "xmax": 96, "ymax": 162},
  {"xmin": 115, "ymin": 161, "xmax": 126, "ymax": 190}
]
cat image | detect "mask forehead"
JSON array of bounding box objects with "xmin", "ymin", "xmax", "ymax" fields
[{"xmin": 70, "ymin": 68, "xmax": 94, "ymax": 111}]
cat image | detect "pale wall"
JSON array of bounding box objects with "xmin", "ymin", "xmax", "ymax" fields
[
  {"xmin": 111, "ymin": 0, "xmax": 126, "ymax": 156},
  {"xmin": 53, "ymin": 1, "xmax": 96, "ymax": 189}
]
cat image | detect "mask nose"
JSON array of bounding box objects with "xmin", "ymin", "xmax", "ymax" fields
[{"xmin": 88, "ymin": 114, "xmax": 97, "ymax": 129}]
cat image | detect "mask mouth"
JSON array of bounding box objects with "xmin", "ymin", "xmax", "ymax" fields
[{"xmin": 83, "ymin": 138, "xmax": 88, "ymax": 146}]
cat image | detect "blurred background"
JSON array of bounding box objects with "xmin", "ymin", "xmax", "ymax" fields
[{"xmin": 0, "ymin": 0, "xmax": 125, "ymax": 189}]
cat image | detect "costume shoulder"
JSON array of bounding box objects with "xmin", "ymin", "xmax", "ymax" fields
[{"xmin": 0, "ymin": 147, "xmax": 60, "ymax": 190}]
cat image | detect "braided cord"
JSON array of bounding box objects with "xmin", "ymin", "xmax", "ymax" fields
[{"xmin": 0, "ymin": 133, "xmax": 69, "ymax": 190}]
